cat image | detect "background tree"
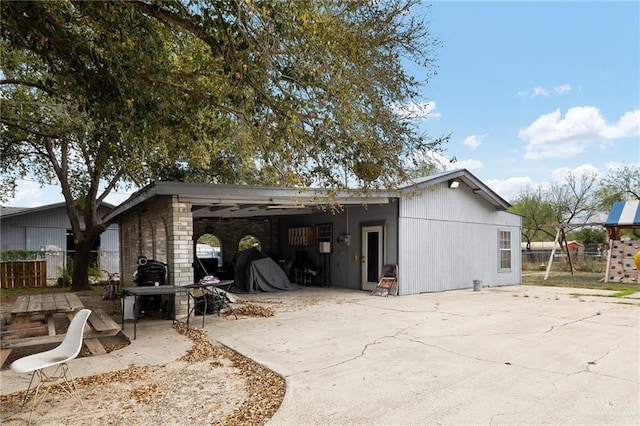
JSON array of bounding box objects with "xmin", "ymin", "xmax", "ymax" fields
[
  {"xmin": 508, "ymin": 186, "xmax": 557, "ymax": 244},
  {"xmin": 568, "ymin": 227, "xmax": 606, "ymax": 245},
  {"xmin": 547, "ymin": 171, "xmax": 601, "ymax": 226},
  {"xmin": 1, "ymin": 0, "xmax": 445, "ymax": 290},
  {"xmin": 510, "ymin": 171, "xmax": 602, "ymax": 245},
  {"xmin": 597, "ymin": 164, "xmax": 640, "ymax": 208},
  {"xmin": 596, "ymin": 164, "xmax": 640, "ymax": 239}
]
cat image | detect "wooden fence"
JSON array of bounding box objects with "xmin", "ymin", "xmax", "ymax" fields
[{"xmin": 0, "ymin": 260, "xmax": 47, "ymax": 288}]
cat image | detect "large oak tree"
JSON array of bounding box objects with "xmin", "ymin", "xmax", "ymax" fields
[{"xmin": 1, "ymin": 0, "xmax": 445, "ymax": 290}]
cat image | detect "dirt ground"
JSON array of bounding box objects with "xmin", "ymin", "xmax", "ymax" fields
[{"xmin": 0, "ymin": 288, "xmax": 285, "ymax": 426}]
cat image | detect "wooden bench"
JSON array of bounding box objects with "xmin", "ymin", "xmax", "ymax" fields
[{"xmin": 0, "ymin": 309, "xmax": 121, "ymax": 367}]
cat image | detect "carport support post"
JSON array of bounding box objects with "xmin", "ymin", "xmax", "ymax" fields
[{"xmin": 166, "ymin": 196, "xmax": 194, "ymax": 319}]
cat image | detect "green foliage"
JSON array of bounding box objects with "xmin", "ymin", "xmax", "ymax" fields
[
  {"xmin": 197, "ymin": 234, "xmax": 221, "ymax": 247},
  {"xmin": 1, "ymin": 0, "xmax": 446, "ymax": 195},
  {"xmin": 57, "ymin": 266, "xmax": 72, "ymax": 287},
  {"xmin": 0, "ymin": 250, "xmax": 46, "ymax": 261},
  {"xmin": 568, "ymin": 228, "xmax": 606, "ymax": 244},
  {"xmin": 238, "ymin": 235, "xmax": 260, "ymax": 251},
  {"xmin": 508, "ymin": 187, "xmax": 557, "ymax": 242},
  {"xmin": 1, "ymin": 0, "xmax": 446, "ymax": 289},
  {"xmin": 87, "ymin": 262, "xmax": 101, "ymax": 280},
  {"xmin": 597, "ymin": 164, "xmax": 640, "ymax": 208}
]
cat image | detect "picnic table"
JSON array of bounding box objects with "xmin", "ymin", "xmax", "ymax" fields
[{"xmin": 1, "ymin": 293, "xmax": 120, "ymax": 368}]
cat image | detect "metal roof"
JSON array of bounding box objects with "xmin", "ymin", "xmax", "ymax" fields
[
  {"xmin": 103, "ymin": 169, "xmax": 511, "ymax": 223},
  {"xmin": 0, "ymin": 202, "xmax": 116, "ymax": 219},
  {"xmin": 604, "ymin": 200, "xmax": 640, "ymax": 227},
  {"xmin": 404, "ymin": 169, "xmax": 511, "ymax": 210}
]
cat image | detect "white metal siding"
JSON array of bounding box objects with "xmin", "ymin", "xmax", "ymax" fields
[
  {"xmin": 99, "ymin": 226, "xmax": 120, "ymax": 275},
  {"xmin": 1, "ymin": 226, "xmax": 25, "ymax": 251},
  {"xmin": 398, "ymin": 183, "xmax": 521, "ymax": 295},
  {"xmin": 100, "ymin": 226, "xmax": 119, "ymax": 251},
  {"xmin": 3, "ymin": 208, "xmax": 70, "ymax": 227},
  {"xmin": 1, "ymin": 205, "xmax": 120, "ymax": 280},
  {"xmin": 25, "ymin": 227, "xmax": 67, "ymax": 279}
]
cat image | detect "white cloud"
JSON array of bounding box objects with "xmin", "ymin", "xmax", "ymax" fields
[
  {"xmin": 409, "ymin": 149, "xmax": 451, "ymax": 170},
  {"xmin": 411, "ymin": 150, "xmax": 484, "ymax": 172},
  {"xmin": 604, "ymin": 160, "xmax": 640, "ymax": 172},
  {"xmin": 518, "ymin": 84, "xmax": 571, "ymax": 98},
  {"xmin": 520, "ymin": 106, "xmax": 640, "ymax": 160},
  {"xmin": 553, "ymin": 84, "xmax": 572, "ymax": 94},
  {"xmin": 3, "ymin": 180, "xmax": 60, "ymax": 207},
  {"xmin": 601, "ymin": 110, "xmax": 640, "ymax": 139},
  {"xmin": 532, "ymin": 86, "xmax": 550, "ymax": 97},
  {"xmin": 551, "ymin": 164, "xmax": 601, "ymax": 182},
  {"xmin": 462, "ymin": 134, "xmax": 487, "ymax": 150},
  {"xmin": 449, "ymin": 158, "xmax": 483, "ymax": 170},
  {"xmin": 393, "ymin": 101, "xmax": 441, "ymax": 120},
  {"xmin": 3, "ymin": 179, "xmax": 135, "ymax": 208},
  {"xmin": 484, "ymin": 176, "xmax": 535, "ymax": 201}
]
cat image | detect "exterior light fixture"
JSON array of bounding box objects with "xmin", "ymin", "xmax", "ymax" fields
[{"xmin": 448, "ymin": 179, "xmax": 460, "ymax": 189}]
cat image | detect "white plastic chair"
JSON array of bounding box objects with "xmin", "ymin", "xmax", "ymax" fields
[{"xmin": 10, "ymin": 308, "xmax": 92, "ymax": 419}]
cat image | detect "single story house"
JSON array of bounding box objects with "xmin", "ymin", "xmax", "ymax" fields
[
  {"xmin": 0, "ymin": 202, "xmax": 119, "ymax": 281},
  {"xmin": 104, "ymin": 169, "xmax": 521, "ymax": 297}
]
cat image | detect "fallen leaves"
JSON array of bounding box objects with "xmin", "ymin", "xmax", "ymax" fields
[
  {"xmin": 173, "ymin": 322, "xmax": 285, "ymax": 426},
  {"xmin": 231, "ymin": 303, "xmax": 275, "ymax": 317},
  {"xmin": 2, "ymin": 323, "xmax": 284, "ymax": 426}
]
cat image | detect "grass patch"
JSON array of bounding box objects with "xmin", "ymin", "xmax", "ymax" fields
[
  {"xmin": 523, "ymin": 272, "xmax": 640, "ymax": 293},
  {"xmin": 610, "ymin": 288, "xmax": 639, "ymax": 298}
]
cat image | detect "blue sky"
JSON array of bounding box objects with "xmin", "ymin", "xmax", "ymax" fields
[
  {"xmin": 4, "ymin": 0, "xmax": 639, "ymax": 207},
  {"xmin": 409, "ymin": 0, "xmax": 640, "ymax": 201}
]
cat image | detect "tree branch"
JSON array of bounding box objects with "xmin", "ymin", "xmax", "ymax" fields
[
  {"xmin": 0, "ymin": 78, "xmax": 57, "ymax": 94},
  {"xmin": 0, "ymin": 118, "xmax": 62, "ymax": 139}
]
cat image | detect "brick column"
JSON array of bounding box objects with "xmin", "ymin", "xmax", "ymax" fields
[{"xmin": 165, "ymin": 195, "xmax": 193, "ymax": 319}]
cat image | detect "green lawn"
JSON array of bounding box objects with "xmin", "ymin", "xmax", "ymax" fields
[{"xmin": 523, "ymin": 271, "xmax": 640, "ymax": 293}]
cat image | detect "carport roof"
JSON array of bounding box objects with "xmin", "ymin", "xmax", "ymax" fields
[
  {"xmin": 103, "ymin": 181, "xmax": 396, "ymax": 222},
  {"xmin": 103, "ymin": 169, "xmax": 510, "ymax": 222}
]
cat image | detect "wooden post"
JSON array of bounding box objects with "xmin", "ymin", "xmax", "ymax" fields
[
  {"xmin": 544, "ymin": 227, "xmax": 561, "ymax": 280},
  {"xmin": 560, "ymin": 226, "xmax": 575, "ymax": 274},
  {"xmin": 604, "ymin": 238, "xmax": 613, "ymax": 283}
]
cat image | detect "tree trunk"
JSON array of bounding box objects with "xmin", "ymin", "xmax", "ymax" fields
[{"xmin": 70, "ymin": 232, "xmax": 99, "ymax": 292}]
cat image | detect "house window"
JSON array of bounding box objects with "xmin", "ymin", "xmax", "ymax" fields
[
  {"xmin": 498, "ymin": 230, "xmax": 511, "ymax": 271},
  {"xmin": 316, "ymin": 223, "xmax": 332, "ymax": 253}
]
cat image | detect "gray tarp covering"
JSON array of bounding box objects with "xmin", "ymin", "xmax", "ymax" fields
[
  {"xmin": 247, "ymin": 258, "xmax": 299, "ymax": 292},
  {"xmin": 234, "ymin": 248, "xmax": 298, "ymax": 293}
]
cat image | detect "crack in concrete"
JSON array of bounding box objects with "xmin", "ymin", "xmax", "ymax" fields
[
  {"xmin": 489, "ymin": 402, "xmax": 540, "ymax": 425},
  {"xmin": 288, "ymin": 325, "xmax": 414, "ymax": 377}
]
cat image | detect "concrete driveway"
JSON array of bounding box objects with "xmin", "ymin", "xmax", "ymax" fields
[{"xmin": 208, "ymin": 285, "xmax": 639, "ymax": 425}]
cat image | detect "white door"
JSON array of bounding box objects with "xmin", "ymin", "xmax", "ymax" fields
[{"xmin": 361, "ymin": 225, "xmax": 383, "ymax": 291}]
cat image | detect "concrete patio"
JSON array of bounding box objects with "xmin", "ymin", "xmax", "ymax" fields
[
  {"xmin": 2, "ymin": 284, "xmax": 638, "ymax": 425},
  {"xmin": 210, "ymin": 285, "xmax": 639, "ymax": 425}
]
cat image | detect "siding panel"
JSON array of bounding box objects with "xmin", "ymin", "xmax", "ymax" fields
[{"xmin": 399, "ymin": 181, "xmax": 521, "ymax": 295}]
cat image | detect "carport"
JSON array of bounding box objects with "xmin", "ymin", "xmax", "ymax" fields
[{"xmin": 103, "ymin": 182, "xmax": 396, "ymax": 293}]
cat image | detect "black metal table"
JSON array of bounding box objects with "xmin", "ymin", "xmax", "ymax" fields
[
  {"xmin": 185, "ymin": 280, "xmax": 236, "ymax": 327},
  {"xmin": 121, "ymin": 286, "xmax": 191, "ymax": 339}
]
